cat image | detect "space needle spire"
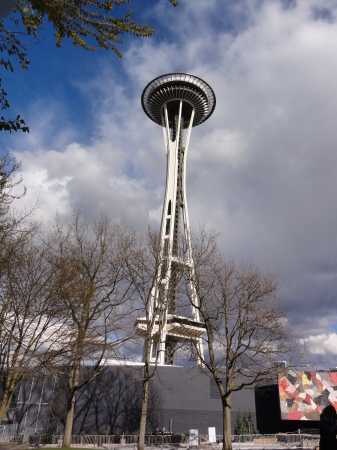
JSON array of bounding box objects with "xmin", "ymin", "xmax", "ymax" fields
[{"xmin": 138, "ymin": 73, "xmax": 216, "ymax": 366}]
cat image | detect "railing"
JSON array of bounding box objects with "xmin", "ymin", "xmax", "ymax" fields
[
  {"xmin": 29, "ymin": 435, "xmax": 44, "ymax": 447},
  {"xmin": 52, "ymin": 435, "xmax": 115, "ymax": 446},
  {"xmin": 277, "ymin": 433, "xmax": 319, "ymax": 448},
  {"xmin": 75, "ymin": 435, "xmax": 112, "ymax": 446},
  {"xmin": 52, "ymin": 433, "xmax": 189, "ymax": 446},
  {"xmin": 9, "ymin": 431, "xmax": 319, "ymax": 448},
  {"xmin": 121, "ymin": 435, "xmax": 138, "ymax": 444},
  {"xmin": 0, "ymin": 424, "xmax": 19, "ymax": 442},
  {"xmin": 205, "ymin": 433, "xmax": 319, "ymax": 448},
  {"xmin": 232, "ymin": 434, "xmax": 263, "ymax": 443}
]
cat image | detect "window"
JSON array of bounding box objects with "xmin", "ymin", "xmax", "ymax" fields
[
  {"xmin": 167, "ymin": 200, "xmax": 171, "ymax": 216},
  {"xmin": 165, "ymin": 219, "xmax": 170, "ymax": 235}
]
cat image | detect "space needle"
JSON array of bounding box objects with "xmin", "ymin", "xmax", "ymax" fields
[{"xmin": 136, "ymin": 73, "xmax": 216, "ymax": 366}]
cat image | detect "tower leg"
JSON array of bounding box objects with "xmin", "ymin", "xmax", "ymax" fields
[{"xmin": 143, "ymin": 101, "xmax": 204, "ymax": 366}]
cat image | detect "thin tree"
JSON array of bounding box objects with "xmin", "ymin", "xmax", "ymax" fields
[
  {"xmin": 0, "ymin": 233, "xmax": 68, "ymax": 423},
  {"xmin": 187, "ymin": 228, "xmax": 301, "ymax": 450},
  {"xmin": 243, "ymin": 411, "xmax": 258, "ymax": 435},
  {"xmin": 0, "ymin": 152, "xmax": 38, "ymax": 245},
  {"xmin": 233, "ymin": 410, "xmax": 245, "ymax": 436},
  {"xmin": 119, "ymin": 228, "xmax": 176, "ymax": 450},
  {"xmin": 0, "ymin": 153, "xmax": 54, "ymax": 423},
  {"xmin": 47, "ymin": 210, "xmax": 132, "ymax": 447},
  {"xmin": 0, "ymin": 153, "xmax": 25, "ymax": 223}
]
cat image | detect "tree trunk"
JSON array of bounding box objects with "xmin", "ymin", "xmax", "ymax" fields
[
  {"xmin": 56, "ymin": 416, "xmax": 60, "ymax": 435},
  {"xmin": 0, "ymin": 390, "xmax": 13, "ymax": 424},
  {"xmin": 63, "ymin": 364, "xmax": 80, "ymax": 448},
  {"xmin": 223, "ymin": 396, "xmax": 232, "ymax": 450},
  {"xmin": 0, "ymin": 353, "xmax": 20, "ymax": 424},
  {"xmin": 62, "ymin": 390, "xmax": 77, "ymax": 447},
  {"xmin": 138, "ymin": 337, "xmax": 152, "ymax": 450},
  {"xmin": 138, "ymin": 377, "xmax": 149, "ymax": 450}
]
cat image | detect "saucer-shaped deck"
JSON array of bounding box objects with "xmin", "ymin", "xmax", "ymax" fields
[{"xmin": 142, "ymin": 73, "xmax": 216, "ymax": 128}]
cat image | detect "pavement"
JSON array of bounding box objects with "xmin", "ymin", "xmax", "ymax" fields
[
  {"xmin": 0, "ymin": 444, "xmax": 28, "ymax": 450},
  {"xmin": 99, "ymin": 442, "xmax": 278, "ymax": 449}
]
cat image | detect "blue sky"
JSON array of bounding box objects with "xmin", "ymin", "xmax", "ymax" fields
[{"xmin": 3, "ymin": 0, "xmax": 337, "ymax": 368}]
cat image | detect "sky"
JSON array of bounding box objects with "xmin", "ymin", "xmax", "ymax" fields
[{"xmin": 2, "ymin": 0, "xmax": 337, "ymax": 369}]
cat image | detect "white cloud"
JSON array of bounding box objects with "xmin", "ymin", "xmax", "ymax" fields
[
  {"xmin": 303, "ymin": 333, "xmax": 337, "ymax": 357},
  {"xmin": 7, "ymin": 0, "xmax": 337, "ymax": 368}
]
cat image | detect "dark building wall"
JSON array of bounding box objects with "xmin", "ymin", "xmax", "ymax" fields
[
  {"xmin": 0, "ymin": 372, "xmax": 55, "ymax": 431},
  {"xmin": 255, "ymin": 384, "xmax": 281, "ymax": 434},
  {"xmin": 153, "ymin": 366, "xmax": 256, "ymax": 435},
  {"xmin": 255, "ymin": 383, "xmax": 320, "ymax": 434},
  {"xmin": 5, "ymin": 364, "xmax": 257, "ymax": 436},
  {"xmin": 71, "ymin": 365, "xmax": 143, "ymax": 435}
]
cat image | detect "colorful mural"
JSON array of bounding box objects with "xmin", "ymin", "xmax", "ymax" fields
[{"xmin": 279, "ymin": 370, "xmax": 337, "ymax": 420}]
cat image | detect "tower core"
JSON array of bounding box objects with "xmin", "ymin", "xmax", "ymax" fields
[{"xmin": 138, "ymin": 73, "xmax": 216, "ymax": 365}]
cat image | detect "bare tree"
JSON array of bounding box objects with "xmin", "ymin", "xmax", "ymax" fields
[
  {"xmin": 0, "ymin": 154, "xmax": 63, "ymax": 423},
  {"xmin": 187, "ymin": 228, "xmax": 301, "ymax": 450},
  {"xmin": 0, "ymin": 152, "xmax": 38, "ymax": 247},
  {"xmin": 0, "ymin": 233, "xmax": 67, "ymax": 423},
  {"xmin": 47, "ymin": 210, "xmax": 132, "ymax": 447},
  {"xmin": 119, "ymin": 228, "xmax": 175, "ymax": 450},
  {"xmin": 0, "ymin": 153, "xmax": 25, "ymax": 222}
]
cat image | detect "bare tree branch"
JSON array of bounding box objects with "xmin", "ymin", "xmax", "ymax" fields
[
  {"xmin": 46, "ymin": 209, "xmax": 133, "ymax": 447},
  {"xmin": 185, "ymin": 227, "xmax": 304, "ymax": 450}
]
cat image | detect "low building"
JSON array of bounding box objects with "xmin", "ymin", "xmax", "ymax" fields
[{"xmin": 4, "ymin": 364, "xmax": 256, "ymax": 436}]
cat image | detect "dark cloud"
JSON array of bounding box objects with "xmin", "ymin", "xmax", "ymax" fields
[
  {"xmin": 312, "ymin": 6, "xmax": 334, "ymax": 23},
  {"xmin": 0, "ymin": 0, "xmax": 15, "ymax": 17}
]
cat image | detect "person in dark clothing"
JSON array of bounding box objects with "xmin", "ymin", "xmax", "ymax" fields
[{"xmin": 320, "ymin": 405, "xmax": 337, "ymax": 450}]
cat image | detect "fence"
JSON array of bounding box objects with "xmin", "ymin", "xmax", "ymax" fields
[
  {"xmin": 51, "ymin": 433, "xmax": 189, "ymax": 446},
  {"xmin": 216, "ymin": 433, "xmax": 320, "ymax": 448},
  {"xmin": 276, "ymin": 433, "xmax": 319, "ymax": 448},
  {"xmin": 0, "ymin": 424, "xmax": 19, "ymax": 442},
  {"xmin": 0, "ymin": 430, "xmax": 320, "ymax": 448},
  {"xmin": 51, "ymin": 435, "xmax": 110, "ymax": 446}
]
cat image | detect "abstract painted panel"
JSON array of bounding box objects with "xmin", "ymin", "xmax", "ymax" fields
[{"xmin": 278, "ymin": 371, "xmax": 337, "ymax": 420}]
